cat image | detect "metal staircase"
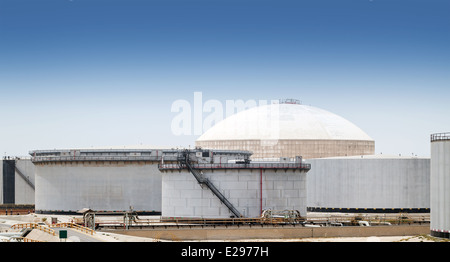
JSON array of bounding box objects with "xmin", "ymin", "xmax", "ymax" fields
[
  {"xmin": 178, "ymin": 151, "xmax": 242, "ymax": 218},
  {"xmin": 15, "ymin": 164, "xmax": 35, "ymax": 190}
]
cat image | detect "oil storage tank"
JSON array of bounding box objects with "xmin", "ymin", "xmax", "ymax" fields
[
  {"xmin": 1, "ymin": 157, "xmax": 35, "ymax": 206},
  {"xmin": 196, "ymin": 99, "xmax": 375, "ymax": 159},
  {"xmin": 307, "ymin": 155, "xmax": 430, "ymax": 213},
  {"xmin": 30, "ymin": 148, "xmax": 253, "ymax": 215},
  {"xmin": 159, "ymin": 150, "xmax": 311, "ymax": 218},
  {"xmin": 430, "ymin": 133, "xmax": 450, "ymax": 238},
  {"xmin": 30, "ymin": 149, "xmax": 167, "ymax": 214}
]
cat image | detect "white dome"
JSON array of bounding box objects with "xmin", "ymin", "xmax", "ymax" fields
[{"xmin": 197, "ymin": 103, "xmax": 373, "ymax": 142}]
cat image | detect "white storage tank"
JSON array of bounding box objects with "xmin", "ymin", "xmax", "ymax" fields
[
  {"xmin": 160, "ymin": 152, "xmax": 311, "ymax": 218},
  {"xmin": 196, "ymin": 99, "xmax": 375, "ymax": 159},
  {"xmin": 30, "ymin": 148, "xmax": 170, "ymax": 214},
  {"xmin": 29, "ymin": 148, "xmax": 252, "ymax": 215},
  {"xmin": 307, "ymin": 155, "xmax": 430, "ymax": 213},
  {"xmin": 1, "ymin": 157, "xmax": 35, "ymax": 205},
  {"xmin": 430, "ymin": 133, "xmax": 450, "ymax": 238}
]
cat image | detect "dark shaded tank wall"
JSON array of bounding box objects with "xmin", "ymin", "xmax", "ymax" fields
[{"xmin": 2, "ymin": 160, "xmax": 15, "ymax": 204}]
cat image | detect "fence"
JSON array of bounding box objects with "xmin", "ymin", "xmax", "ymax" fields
[
  {"xmin": 11, "ymin": 223, "xmax": 56, "ymax": 236},
  {"xmin": 52, "ymin": 223, "xmax": 95, "ymax": 235}
]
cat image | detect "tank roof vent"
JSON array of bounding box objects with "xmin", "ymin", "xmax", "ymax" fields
[{"xmin": 279, "ymin": 98, "xmax": 302, "ymax": 105}]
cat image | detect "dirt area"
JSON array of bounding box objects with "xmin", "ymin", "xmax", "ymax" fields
[{"xmin": 266, "ymin": 235, "xmax": 438, "ymax": 242}]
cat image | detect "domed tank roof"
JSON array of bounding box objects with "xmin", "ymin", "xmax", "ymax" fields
[{"xmin": 197, "ymin": 102, "xmax": 373, "ymax": 142}]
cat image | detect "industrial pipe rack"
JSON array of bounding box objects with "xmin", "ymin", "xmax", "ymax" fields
[{"xmin": 82, "ymin": 212, "xmax": 429, "ymax": 230}]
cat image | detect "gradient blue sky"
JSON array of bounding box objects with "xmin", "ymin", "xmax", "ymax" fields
[{"xmin": 0, "ymin": 0, "xmax": 449, "ymax": 157}]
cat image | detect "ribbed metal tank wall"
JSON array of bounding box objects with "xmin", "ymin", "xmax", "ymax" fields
[
  {"xmin": 2, "ymin": 160, "xmax": 15, "ymax": 204},
  {"xmin": 30, "ymin": 148, "xmax": 252, "ymax": 215},
  {"xmin": 1, "ymin": 158, "xmax": 35, "ymax": 205},
  {"xmin": 161, "ymin": 168, "xmax": 308, "ymax": 218},
  {"xmin": 0, "ymin": 160, "xmax": 2, "ymax": 203},
  {"xmin": 14, "ymin": 159, "xmax": 35, "ymax": 205},
  {"xmin": 430, "ymin": 133, "xmax": 450, "ymax": 238},
  {"xmin": 31, "ymin": 149, "xmax": 167, "ymax": 214},
  {"xmin": 307, "ymin": 156, "xmax": 430, "ymax": 213},
  {"xmin": 33, "ymin": 161, "xmax": 162, "ymax": 214}
]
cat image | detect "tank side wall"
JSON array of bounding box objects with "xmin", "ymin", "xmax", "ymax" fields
[
  {"xmin": 162, "ymin": 169, "xmax": 307, "ymax": 218},
  {"xmin": 2, "ymin": 160, "xmax": 15, "ymax": 204},
  {"xmin": 34, "ymin": 161, "xmax": 161, "ymax": 213},
  {"xmin": 14, "ymin": 159, "xmax": 35, "ymax": 205},
  {"xmin": 430, "ymin": 140, "xmax": 450, "ymax": 235},
  {"xmin": 307, "ymin": 158, "xmax": 430, "ymax": 211},
  {"xmin": 0, "ymin": 160, "xmax": 3, "ymax": 204}
]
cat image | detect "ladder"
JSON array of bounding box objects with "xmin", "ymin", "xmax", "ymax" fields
[
  {"xmin": 15, "ymin": 164, "xmax": 35, "ymax": 190},
  {"xmin": 179, "ymin": 151, "xmax": 242, "ymax": 218}
]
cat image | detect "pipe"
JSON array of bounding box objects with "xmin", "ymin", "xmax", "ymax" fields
[{"xmin": 260, "ymin": 168, "xmax": 263, "ymax": 216}]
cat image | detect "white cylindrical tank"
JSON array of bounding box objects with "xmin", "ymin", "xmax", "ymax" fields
[
  {"xmin": 307, "ymin": 155, "xmax": 430, "ymax": 213},
  {"xmin": 31, "ymin": 149, "xmax": 167, "ymax": 214},
  {"xmin": 34, "ymin": 161, "xmax": 162, "ymax": 214},
  {"xmin": 160, "ymin": 163, "xmax": 310, "ymax": 218},
  {"xmin": 196, "ymin": 101, "xmax": 375, "ymax": 159},
  {"xmin": 430, "ymin": 133, "xmax": 450, "ymax": 238},
  {"xmin": 30, "ymin": 148, "xmax": 252, "ymax": 215},
  {"xmin": 14, "ymin": 158, "xmax": 35, "ymax": 205},
  {"xmin": 1, "ymin": 158, "xmax": 35, "ymax": 205}
]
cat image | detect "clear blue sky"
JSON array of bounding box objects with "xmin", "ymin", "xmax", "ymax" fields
[{"xmin": 0, "ymin": 0, "xmax": 449, "ymax": 157}]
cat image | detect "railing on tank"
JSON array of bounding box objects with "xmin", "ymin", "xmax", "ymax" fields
[
  {"xmin": 431, "ymin": 132, "xmax": 450, "ymax": 142},
  {"xmin": 158, "ymin": 162, "xmax": 311, "ymax": 170},
  {"xmin": 30, "ymin": 155, "xmax": 174, "ymax": 163}
]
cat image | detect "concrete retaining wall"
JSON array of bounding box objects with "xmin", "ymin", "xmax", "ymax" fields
[{"xmin": 111, "ymin": 225, "xmax": 429, "ymax": 241}]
